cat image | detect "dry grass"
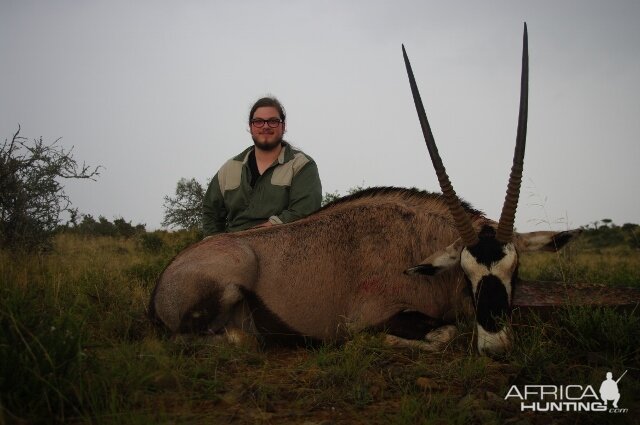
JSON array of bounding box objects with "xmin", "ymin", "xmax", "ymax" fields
[{"xmin": 520, "ymin": 244, "xmax": 640, "ymax": 287}]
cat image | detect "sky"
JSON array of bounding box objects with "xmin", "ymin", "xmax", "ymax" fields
[{"xmin": 1, "ymin": 0, "xmax": 639, "ymax": 232}]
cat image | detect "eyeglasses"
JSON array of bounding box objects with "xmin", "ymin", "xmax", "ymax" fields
[{"xmin": 250, "ymin": 118, "xmax": 283, "ymax": 128}]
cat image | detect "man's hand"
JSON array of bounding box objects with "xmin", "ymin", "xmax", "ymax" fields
[{"xmin": 251, "ymin": 221, "xmax": 274, "ymax": 229}]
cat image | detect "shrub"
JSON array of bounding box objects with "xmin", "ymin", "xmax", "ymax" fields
[
  {"xmin": 0, "ymin": 127, "xmax": 100, "ymax": 251},
  {"xmin": 138, "ymin": 232, "xmax": 165, "ymax": 253}
]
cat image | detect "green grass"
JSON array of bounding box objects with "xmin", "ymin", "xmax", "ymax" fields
[{"xmin": 0, "ymin": 232, "xmax": 638, "ymax": 424}]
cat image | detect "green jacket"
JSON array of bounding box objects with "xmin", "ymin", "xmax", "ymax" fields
[{"xmin": 202, "ymin": 143, "xmax": 322, "ymax": 235}]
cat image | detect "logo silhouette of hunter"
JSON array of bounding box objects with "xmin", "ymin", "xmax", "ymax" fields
[{"xmin": 599, "ymin": 370, "xmax": 627, "ymax": 408}]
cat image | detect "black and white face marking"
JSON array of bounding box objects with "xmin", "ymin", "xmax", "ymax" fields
[{"xmin": 460, "ymin": 226, "xmax": 517, "ymax": 355}]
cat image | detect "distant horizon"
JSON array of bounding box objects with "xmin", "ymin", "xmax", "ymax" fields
[{"xmin": 57, "ymin": 180, "xmax": 638, "ymax": 233}]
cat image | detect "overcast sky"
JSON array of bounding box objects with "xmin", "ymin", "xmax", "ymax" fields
[{"xmin": 2, "ymin": 1, "xmax": 639, "ymax": 232}]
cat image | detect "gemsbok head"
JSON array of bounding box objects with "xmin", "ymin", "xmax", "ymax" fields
[{"xmin": 404, "ymin": 23, "xmax": 563, "ymax": 354}]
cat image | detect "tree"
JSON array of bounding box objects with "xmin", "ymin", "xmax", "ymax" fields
[
  {"xmin": 113, "ymin": 217, "xmax": 139, "ymax": 238},
  {"xmin": 0, "ymin": 127, "xmax": 101, "ymax": 251},
  {"xmin": 321, "ymin": 184, "xmax": 369, "ymax": 206},
  {"xmin": 321, "ymin": 190, "xmax": 341, "ymax": 206},
  {"xmin": 161, "ymin": 178, "xmax": 205, "ymax": 230},
  {"xmin": 67, "ymin": 213, "xmax": 145, "ymax": 237}
]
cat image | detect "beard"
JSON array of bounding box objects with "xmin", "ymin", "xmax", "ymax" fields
[{"xmin": 252, "ymin": 135, "xmax": 283, "ymax": 152}]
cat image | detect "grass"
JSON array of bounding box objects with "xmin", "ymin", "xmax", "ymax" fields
[
  {"xmin": 520, "ymin": 242, "xmax": 640, "ymax": 287},
  {"xmin": 1, "ymin": 232, "xmax": 638, "ymax": 424}
]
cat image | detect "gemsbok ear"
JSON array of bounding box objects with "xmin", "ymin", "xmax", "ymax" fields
[
  {"xmin": 514, "ymin": 229, "xmax": 582, "ymax": 252},
  {"xmin": 405, "ymin": 238, "xmax": 464, "ymax": 276}
]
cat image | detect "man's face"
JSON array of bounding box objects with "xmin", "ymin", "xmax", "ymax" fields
[{"xmin": 250, "ymin": 106, "xmax": 285, "ymax": 152}]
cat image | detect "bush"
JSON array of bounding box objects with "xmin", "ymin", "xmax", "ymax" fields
[
  {"xmin": 138, "ymin": 232, "xmax": 165, "ymax": 253},
  {"xmin": 0, "ymin": 127, "xmax": 100, "ymax": 251},
  {"xmin": 66, "ymin": 214, "xmax": 145, "ymax": 238},
  {"xmin": 579, "ymin": 220, "xmax": 640, "ymax": 250}
]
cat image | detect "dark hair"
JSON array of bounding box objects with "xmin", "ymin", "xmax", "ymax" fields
[{"xmin": 249, "ymin": 96, "xmax": 286, "ymax": 123}]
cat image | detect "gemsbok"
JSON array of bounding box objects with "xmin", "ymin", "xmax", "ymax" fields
[{"xmin": 150, "ymin": 23, "xmax": 582, "ymax": 355}]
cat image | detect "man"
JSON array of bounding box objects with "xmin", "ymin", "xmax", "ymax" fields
[{"xmin": 202, "ymin": 96, "xmax": 322, "ymax": 235}]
